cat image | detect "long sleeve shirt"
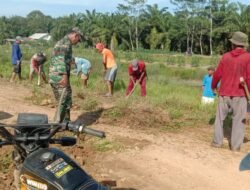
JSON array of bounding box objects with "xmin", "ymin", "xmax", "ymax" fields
[
  {"xmin": 11, "ymin": 42, "xmax": 22, "ymax": 65},
  {"xmin": 212, "ymin": 48, "xmax": 250, "ymax": 97},
  {"xmin": 128, "ymin": 60, "xmax": 146, "ymax": 79}
]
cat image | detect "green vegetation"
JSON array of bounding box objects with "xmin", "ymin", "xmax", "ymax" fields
[
  {"xmin": 0, "ymin": 152, "xmax": 12, "ymax": 173},
  {"xmin": 93, "ymin": 139, "xmax": 124, "ymax": 152},
  {"xmin": 0, "ymin": 44, "xmax": 217, "ymax": 131}
]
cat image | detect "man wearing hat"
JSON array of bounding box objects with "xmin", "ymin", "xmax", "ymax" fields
[
  {"xmin": 211, "ymin": 31, "xmax": 250, "ymax": 151},
  {"xmin": 10, "ymin": 36, "xmax": 22, "ymax": 82},
  {"xmin": 49, "ymin": 27, "xmax": 82, "ymax": 122},
  {"xmin": 126, "ymin": 59, "xmax": 147, "ymax": 97}
]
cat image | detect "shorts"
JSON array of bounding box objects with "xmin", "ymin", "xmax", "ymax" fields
[
  {"xmin": 13, "ymin": 64, "xmax": 21, "ymax": 74},
  {"xmin": 105, "ymin": 66, "xmax": 117, "ymax": 82},
  {"xmin": 81, "ymin": 73, "xmax": 89, "ymax": 80},
  {"xmin": 30, "ymin": 64, "xmax": 44, "ymax": 75},
  {"xmin": 201, "ymin": 96, "xmax": 215, "ymax": 104}
]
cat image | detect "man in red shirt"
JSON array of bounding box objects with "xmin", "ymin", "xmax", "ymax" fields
[
  {"xmin": 211, "ymin": 31, "xmax": 250, "ymax": 151},
  {"xmin": 126, "ymin": 59, "xmax": 147, "ymax": 97}
]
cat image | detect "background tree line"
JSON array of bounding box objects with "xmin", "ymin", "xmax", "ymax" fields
[{"xmin": 0, "ymin": 0, "xmax": 249, "ymax": 55}]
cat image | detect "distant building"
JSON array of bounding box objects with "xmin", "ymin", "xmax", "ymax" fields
[
  {"xmin": 5, "ymin": 38, "xmax": 16, "ymax": 43},
  {"xmin": 28, "ymin": 33, "xmax": 51, "ymax": 41}
]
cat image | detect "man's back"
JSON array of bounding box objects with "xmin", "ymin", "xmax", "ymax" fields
[
  {"xmin": 75, "ymin": 57, "xmax": 91, "ymax": 75},
  {"xmin": 212, "ymin": 48, "xmax": 250, "ymax": 97},
  {"xmin": 128, "ymin": 60, "xmax": 146, "ymax": 77},
  {"xmin": 49, "ymin": 36, "xmax": 72, "ymax": 84},
  {"xmin": 102, "ymin": 48, "xmax": 116, "ymax": 68},
  {"xmin": 12, "ymin": 42, "xmax": 22, "ymax": 64}
]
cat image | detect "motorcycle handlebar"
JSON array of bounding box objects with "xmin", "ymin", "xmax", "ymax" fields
[
  {"xmin": 0, "ymin": 122, "xmax": 106, "ymax": 145},
  {"xmin": 82, "ymin": 127, "xmax": 106, "ymax": 138},
  {"xmin": 67, "ymin": 123, "xmax": 105, "ymax": 138},
  {"xmin": 15, "ymin": 135, "xmax": 49, "ymax": 142}
]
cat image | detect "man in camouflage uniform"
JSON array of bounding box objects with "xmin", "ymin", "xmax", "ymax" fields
[
  {"xmin": 49, "ymin": 27, "xmax": 82, "ymax": 122},
  {"xmin": 13, "ymin": 28, "xmax": 82, "ymax": 190}
]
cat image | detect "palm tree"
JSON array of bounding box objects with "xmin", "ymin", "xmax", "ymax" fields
[
  {"xmin": 78, "ymin": 10, "xmax": 105, "ymax": 46},
  {"xmin": 224, "ymin": 3, "xmax": 250, "ymax": 36},
  {"xmin": 141, "ymin": 4, "xmax": 171, "ymax": 49},
  {"xmin": 117, "ymin": 0, "xmax": 147, "ymax": 50}
]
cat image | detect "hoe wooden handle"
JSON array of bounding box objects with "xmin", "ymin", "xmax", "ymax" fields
[{"xmin": 37, "ymin": 67, "xmax": 41, "ymax": 86}]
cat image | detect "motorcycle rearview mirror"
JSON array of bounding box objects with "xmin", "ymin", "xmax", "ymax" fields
[
  {"xmin": 60, "ymin": 137, "xmax": 77, "ymax": 146},
  {"xmin": 240, "ymin": 153, "xmax": 250, "ymax": 171}
]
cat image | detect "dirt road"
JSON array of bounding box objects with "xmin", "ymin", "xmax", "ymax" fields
[{"xmin": 0, "ymin": 81, "xmax": 250, "ymax": 190}]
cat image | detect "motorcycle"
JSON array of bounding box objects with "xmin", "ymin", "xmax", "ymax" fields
[{"xmin": 0, "ymin": 112, "xmax": 109, "ymax": 190}]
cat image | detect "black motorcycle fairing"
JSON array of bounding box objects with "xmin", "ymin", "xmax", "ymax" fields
[
  {"xmin": 22, "ymin": 147, "xmax": 107, "ymax": 190},
  {"xmin": 17, "ymin": 113, "xmax": 48, "ymax": 125}
]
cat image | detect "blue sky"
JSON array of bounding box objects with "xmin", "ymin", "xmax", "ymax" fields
[{"xmin": 0, "ymin": 0, "xmax": 249, "ymax": 17}]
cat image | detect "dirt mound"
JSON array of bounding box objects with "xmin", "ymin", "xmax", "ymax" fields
[{"xmin": 102, "ymin": 106, "xmax": 170, "ymax": 129}]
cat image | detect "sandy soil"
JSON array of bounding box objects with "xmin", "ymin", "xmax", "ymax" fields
[{"xmin": 0, "ymin": 80, "xmax": 250, "ymax": 190}]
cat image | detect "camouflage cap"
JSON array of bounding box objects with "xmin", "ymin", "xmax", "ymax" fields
[
  {"xmin": 71, "ymin": 27, "xmax": 83, "ymax": 41},
  {"xmin": 229, "ymin": 31, "xmax": 249, "ymax": 47}
]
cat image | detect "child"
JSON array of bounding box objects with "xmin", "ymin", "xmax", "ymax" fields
[{"xmin": 201, "ymin": 66, "xmax": 216, "ymax": 104}]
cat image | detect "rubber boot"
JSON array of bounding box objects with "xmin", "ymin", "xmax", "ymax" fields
[{"xmin": 64, "ymin": 109, "xmax": 71, "ymax": 122}]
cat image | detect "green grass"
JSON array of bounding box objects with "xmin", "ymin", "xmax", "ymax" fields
[
  {"xmin": 93, "ymin": 139, "xmax": 123, "ymax": 152},
  {"xmin": 0, "ymin": 152, "xmax": 12, "ymax": 173}
]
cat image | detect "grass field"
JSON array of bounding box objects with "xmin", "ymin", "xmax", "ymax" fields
[{"xmin": 0, "ymin": 43, "xmax": 220, "ymax": 130}]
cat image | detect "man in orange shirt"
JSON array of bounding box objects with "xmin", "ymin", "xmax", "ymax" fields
[{"xmin": 96, "ymin": 43, "xmax": 118, "ymax": 97}]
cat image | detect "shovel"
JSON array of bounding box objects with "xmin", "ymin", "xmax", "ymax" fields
[
  {"xmin": 126, "ymin": 81, "xmax": 138, "ymax": 99},
  {"xmin": 37, "ymin": 66, "xmax": 41, "ymax": 86},
  {"xmin": 126, "ymin": 72, "xmax": 146, "ymax": 99}
]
